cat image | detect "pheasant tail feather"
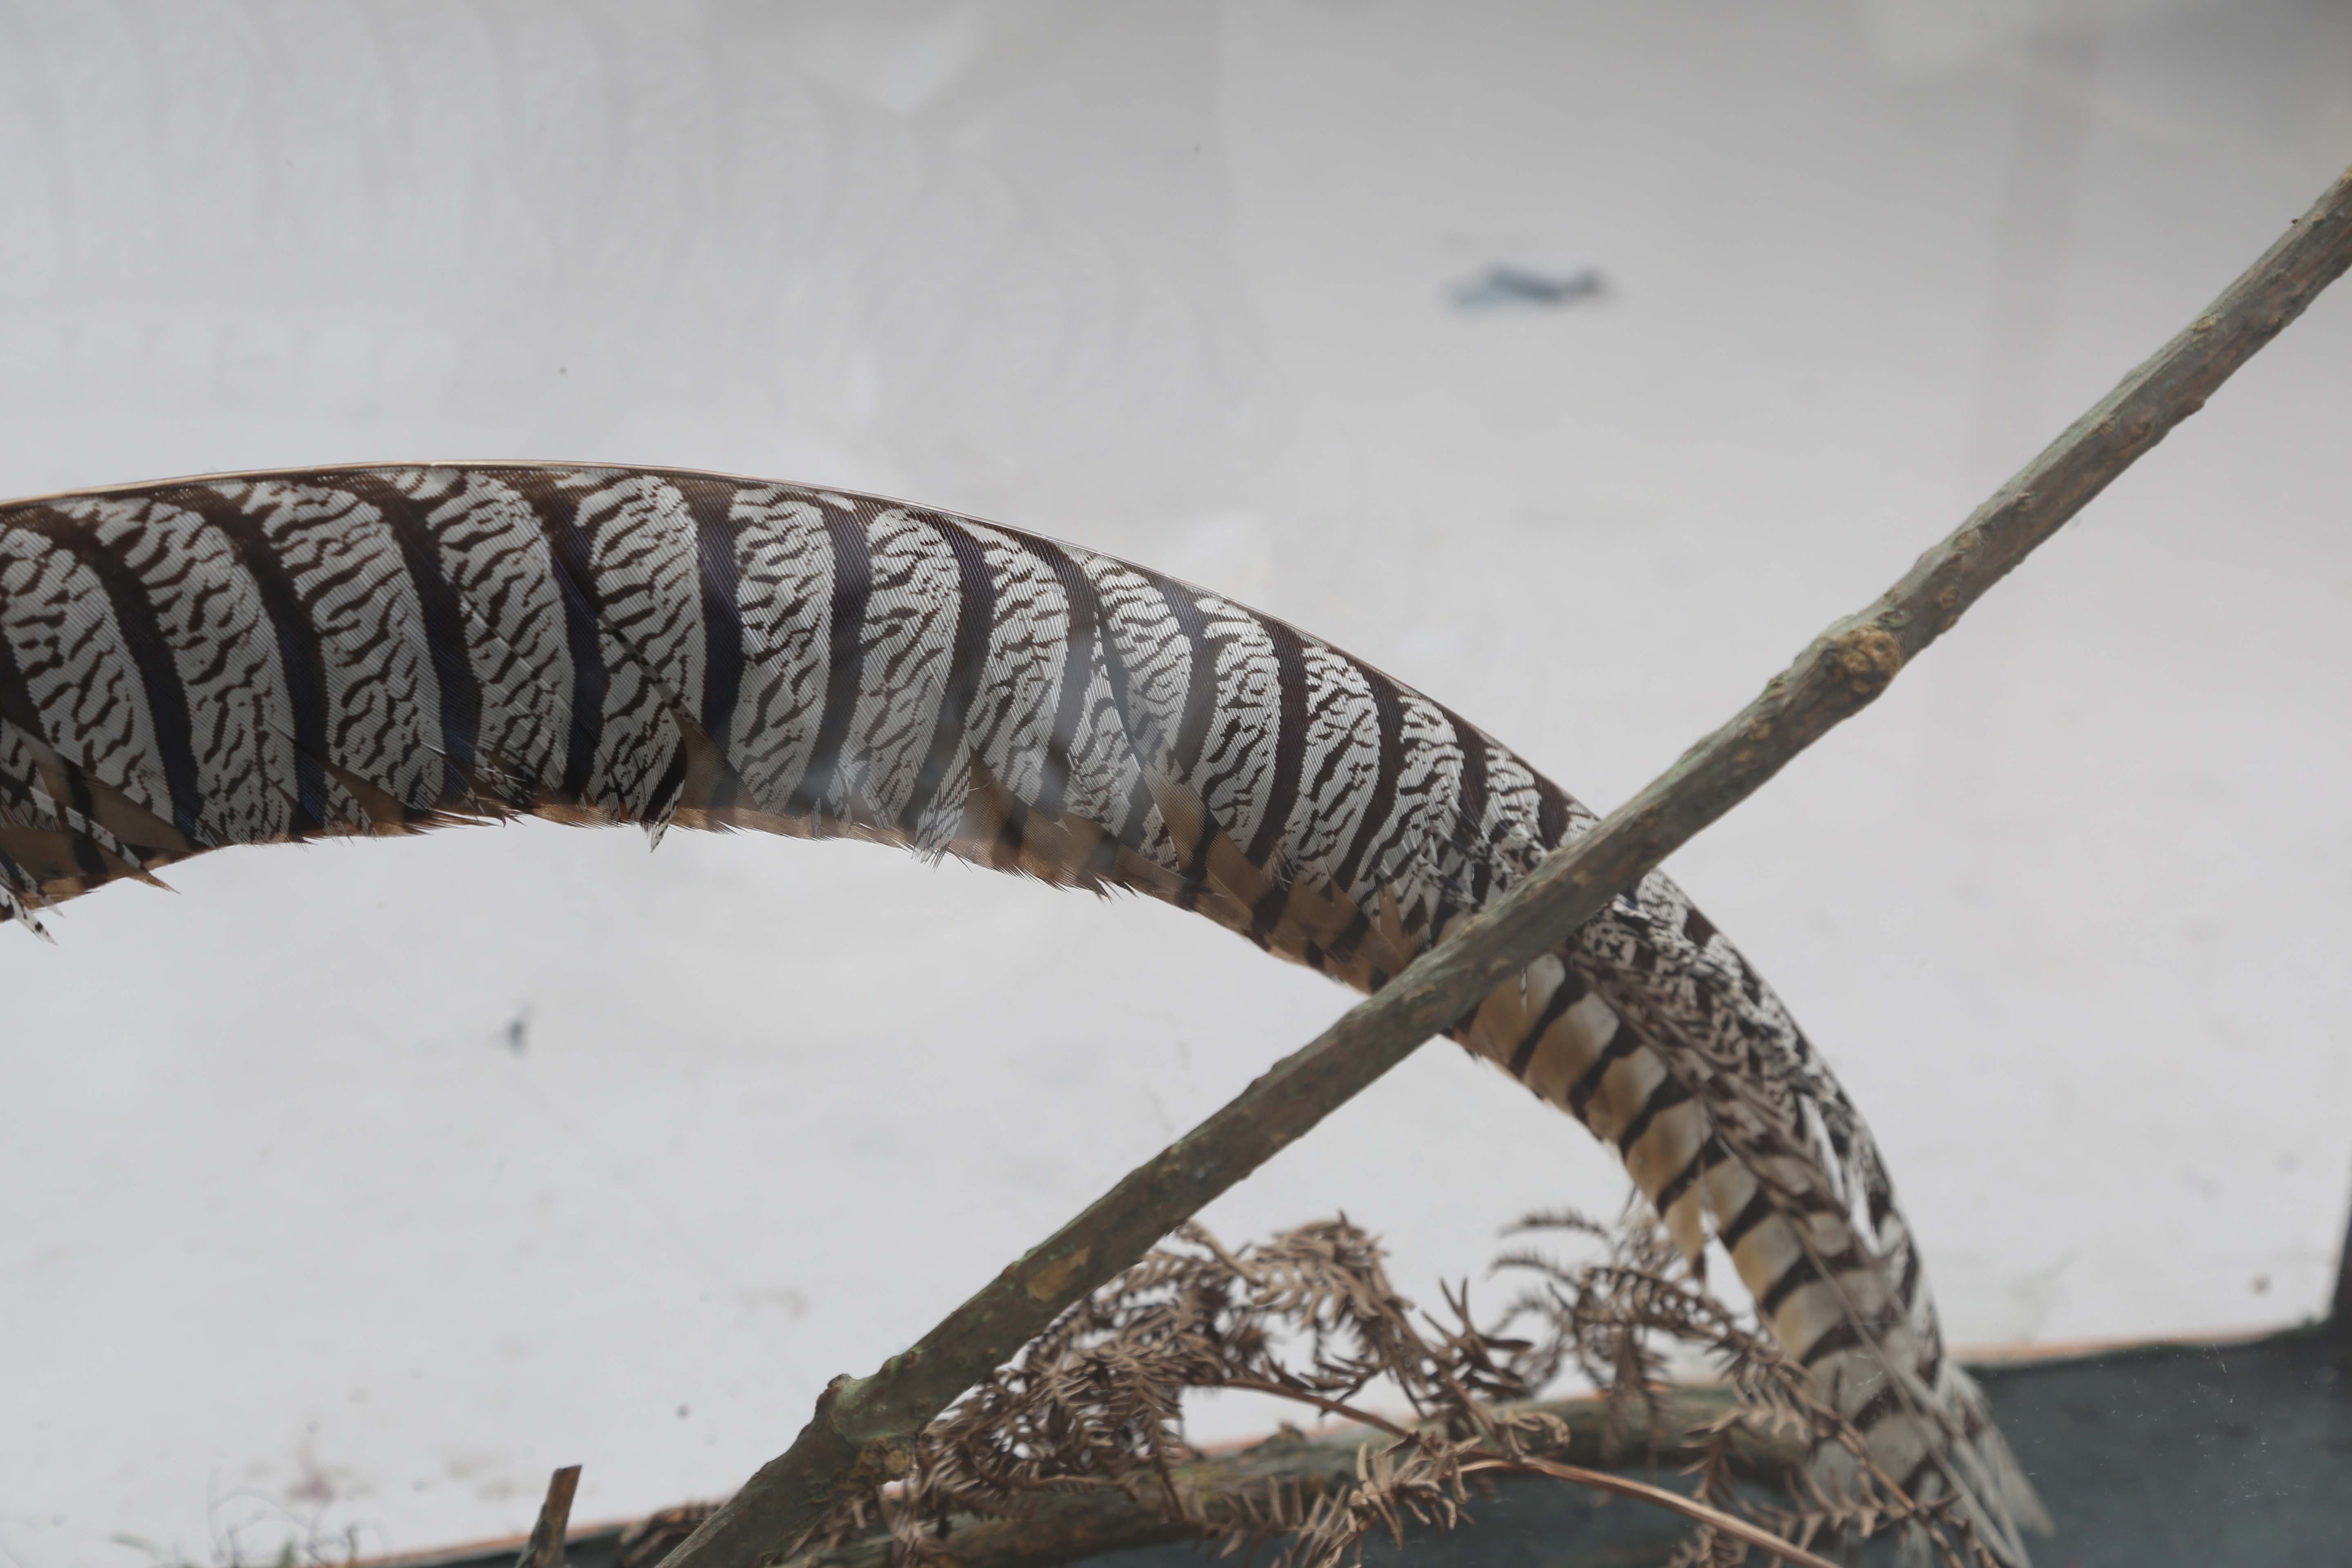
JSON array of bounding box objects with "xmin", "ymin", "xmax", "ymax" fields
[{"xmin": 0, "ymin": 464, "xmax": 2046, "ymax": 1559}]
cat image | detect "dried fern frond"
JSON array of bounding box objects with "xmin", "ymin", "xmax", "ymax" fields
[
  {"xmin": 1495, "ymin": 1210, "xmax": 2004, "ymax": 1568},
  {"xmin": 774, "ymin": 1213, "xmax": 1884, "ymax": 1568},
  {"xmin": 608, "ymin": 1207, "xmax": 2004, "ymax": 1568}
]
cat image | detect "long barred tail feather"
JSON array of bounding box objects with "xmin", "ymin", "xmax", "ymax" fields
[{"xmin": 0, "ymin": 463, "xmax": 2047, "ymax": 1559}]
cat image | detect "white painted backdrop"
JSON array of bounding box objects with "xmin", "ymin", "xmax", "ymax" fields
[{"xmin": 3, "ymin": 3, "xmax": 2349, "ymax": 1564}]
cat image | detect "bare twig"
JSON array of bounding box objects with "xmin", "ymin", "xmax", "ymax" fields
[
  {"xmin": 1460, "ymin": 1456, "xmax": 1838, "ymax": 1568},
  {"xmin": 518, "ymin": 1467, "xmax": 581, "ymax": 1568},
  {"xmin": 658, "ymin": 165, "xmax": 2352, "ymax": 1568},
  {"xmin": 1212, "ymin": 1380, "xmax": 1416, "ymax": 1441}
]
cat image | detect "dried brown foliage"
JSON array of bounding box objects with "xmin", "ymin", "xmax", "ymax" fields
[
  {"xmin": 1492, "ymin": 1210, "xmax": 2001, "ymax": 1568},
  {"xmin": 790, "ymin": 1219, "xmax": 1537, "ymax": 1568},
  {"xmin": 711, "ymin": 1205, "xmax": 1991, "ymax": 1568},
  {"xmin": 600, "ymin": 1208, "xmax": 2002, "ymax": 1568}
]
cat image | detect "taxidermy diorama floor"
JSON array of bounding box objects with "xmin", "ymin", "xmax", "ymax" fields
[{"xmin": 381, "ymin": 1324, "xmax": 2351, "ymax": 1568}]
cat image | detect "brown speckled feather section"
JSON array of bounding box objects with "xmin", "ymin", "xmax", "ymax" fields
[{"xmin": 0, "ymin": 463, "xmax": 2046, "ymax": 1559}]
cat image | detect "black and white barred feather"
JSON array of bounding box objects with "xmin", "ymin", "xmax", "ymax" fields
[{"xmin": 0, "ymin": 464, "xmax": 2047, "ymax": 1559}]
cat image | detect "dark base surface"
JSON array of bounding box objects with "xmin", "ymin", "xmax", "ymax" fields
[{"xmin": 1967, "ymin": 1325, "xmax": 2351, "ymax": 1565}]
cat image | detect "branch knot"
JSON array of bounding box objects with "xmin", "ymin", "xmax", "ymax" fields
[{"xmin": 1828, "ymin": 624, "xmax": 1904, "ymax": 700}]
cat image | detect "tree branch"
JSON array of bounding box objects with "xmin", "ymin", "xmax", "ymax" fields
[
  {"xmin": 520, "ymin": 1466, "xmax": 582, "ymax": 1568},
  {"xmin": 657, "ymin": 164, "xmax": 2352, "ymax": 1568}
]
